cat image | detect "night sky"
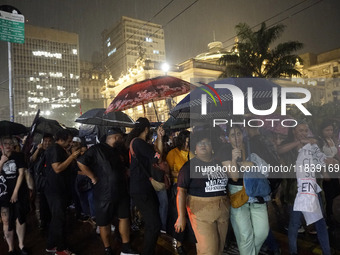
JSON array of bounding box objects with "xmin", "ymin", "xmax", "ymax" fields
[{"xmin": 0, "ymin": 0, "xmax": 340, "ymax": 118}]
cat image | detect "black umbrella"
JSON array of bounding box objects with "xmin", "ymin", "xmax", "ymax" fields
[
  {"xmin": 75, "ymin": 108, "xmax": 135, "ymax": 128},
  {"xmin": 0, "ymin": 120, "xmax": 28, "ymax": 137},
  {"xmin": 32, "ymin": 117, "xmax": 66, "ymax": 144}
]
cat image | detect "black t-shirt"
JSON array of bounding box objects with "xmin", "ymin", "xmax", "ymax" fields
[
  {"xmin": 77, "ymin": 143, "xmax": 127, "ymax": 202},
  {"xmin": 45, "ymin": 143, "xmax": 72, "ymax": 196},
  {"xmin": 0, "ymin": 152, "xmax": 27, "ymax": 204},
  {"xmin": 177, "ymin": 157, "xmax": 228, "ymax": 197},
  {"xmin": 129, "ymin": 138, "xmax": 160, "ymax": 195}
]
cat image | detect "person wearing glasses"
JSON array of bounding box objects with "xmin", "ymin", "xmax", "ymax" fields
[{"xmin": 175, "ymin": 130, "xmax": 229, "ymax": 255}]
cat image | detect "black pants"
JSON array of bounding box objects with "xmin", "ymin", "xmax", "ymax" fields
[
  {"xmin": 46, "ymin": 194, "xmax": 68, "ymax": 251},
  {"xmin": 132, "ymin": 192, "xmax": 161, "ymax": 255},
  {"xmin": 39, "ymin": 191, "xmax": 51, "ymax": 226}
]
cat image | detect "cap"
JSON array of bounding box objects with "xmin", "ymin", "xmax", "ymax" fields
[
  {"xmin": 135, "ymin": 117, "xmax": 150, "ymax": 129},
  {"xmin": 107, "ymin": 128, "xmax": 123, "ymax": 136},
  {"xmin": 72, "ymin": 137, "xmax": 81, "ymax": 143}
]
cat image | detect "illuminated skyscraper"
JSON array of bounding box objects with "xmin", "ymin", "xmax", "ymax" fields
[
  {"xmin": 102, "ymin": 16, "xmax": 166, "ymax": 80},
  {"xmin": 11, "ymin": 24, "xmax": 80, "ymax": 127}
]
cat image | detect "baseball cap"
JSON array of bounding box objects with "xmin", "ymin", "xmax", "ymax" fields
[
  {"xmin": 72, "ymin": 137, "xmax": 81, "ymax": 143},
  {"xmin": 107, "ymin": 128, "xmax": 123, "ymax": 136}
]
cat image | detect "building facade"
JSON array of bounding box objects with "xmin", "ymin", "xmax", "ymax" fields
[
  {"xmin": 102, "ymin": 16, "xmax": 166, "ymax": 80},
  {"xmin": 79, "ymin": 61, "xmax": 105, "ymax": 113},
  {"xmin": 101, "ymin": 56, "xmax": 224, "ymax": 122},
  {"xmin": 299, "ymin": 48, "xmax": 340, "ymax": 103},
  {"xmin": 11, "ymin": 24, "xmax": 80, "ymax": 127}
]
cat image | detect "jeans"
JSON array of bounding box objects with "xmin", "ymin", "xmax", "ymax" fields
[
  {"xmin": 132, "ymin": 192, "xmax": 161, "ymax": 255},
  {"xmin": 229, "ymin": 184, "xmax": 269, "ymax": 255},
  {"xmin": 156, "ymin": 189, "xmax": 168, "ymax": 231},
  {"xmin": 78, "ymin": 189, "xmax": 95, "ymax": 218},
  {"xmin": 288, "ymin": 209, "xmax": 330, "ymax": 254},
  {"xmin": 46, "ymin": 194, "xmax": 68, "ymax": 251}
]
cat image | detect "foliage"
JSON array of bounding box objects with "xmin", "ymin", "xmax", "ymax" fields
[{"xmin": 219, "ymin": 22, "xmax": 304, "ymax": 78}]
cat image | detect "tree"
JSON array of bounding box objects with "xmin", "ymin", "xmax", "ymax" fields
[{"xmin": 219, "ymin": 22, "xmax": 304, "ymax": 78}]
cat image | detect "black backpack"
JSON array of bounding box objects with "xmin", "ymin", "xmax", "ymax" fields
[{"xmin": 34, "ymin": 152, "xmax": 47, "ymax": 191}]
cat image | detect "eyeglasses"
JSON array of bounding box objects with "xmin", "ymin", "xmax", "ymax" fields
[{"xmin": 197, "ymin": 141, "xmax": 211, "ymax": 147}]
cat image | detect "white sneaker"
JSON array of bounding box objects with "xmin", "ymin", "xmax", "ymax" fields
[
  {"xmin": 111, "ymin": 224, "xmax": 115, "ymax": 232},
  {"xmin": 96, "ymin": 226, "xmax": 100, "ymax": 235}
]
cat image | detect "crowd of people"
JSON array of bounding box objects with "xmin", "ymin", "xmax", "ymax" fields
[{"xmin": 0, "ymin": 116, "xmax": 339, "ymax": 255}]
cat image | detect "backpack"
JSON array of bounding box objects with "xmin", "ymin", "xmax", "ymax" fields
[{"xmin": 34, "ymin": 152, "xmax": 47, "ymax": 191}]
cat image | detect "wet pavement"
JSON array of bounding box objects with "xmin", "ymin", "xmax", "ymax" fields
[{"xmin": 1, "ymin": 200, "xmax": 340, "ymax": 255}]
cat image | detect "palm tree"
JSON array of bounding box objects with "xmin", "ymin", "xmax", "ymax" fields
[{"xmin": 219, "ymin": 22, "xmax": 304, "ymax": 78}]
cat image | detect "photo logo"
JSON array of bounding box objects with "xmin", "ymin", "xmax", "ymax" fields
[
  {"xmin": 200, "ymin": 84, "xmax": 312, "ymax": 116},
  {"xmin": 198, "ymin": 82, "xmax": 222, "ymax": 115}
]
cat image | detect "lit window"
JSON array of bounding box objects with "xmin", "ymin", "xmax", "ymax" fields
[
  {"xmin": 153, "ymin": 50, "xmax": 159, "ymax": 54},
  {"xmin": 32, "ymin": 50, "xmax": 62, "ymax": 59},
  {"xmin": 107, "ymin": 41, "xmax": 111, "ymax": 47},
  {"xmin": 72, "ymin": 49, "xmax": 78, "ymax": 55},
  {"xmin": 108, "ymin": 48, "xmax": 117, "ymax": 57},
  {"xmin": 145, "ymin": 37, "xmax": 153, "ymax": 42}
]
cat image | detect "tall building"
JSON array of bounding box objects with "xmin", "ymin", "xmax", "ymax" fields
[
  {"xmin": 11, "ymin": 24, "xmax": 80, "ymax": 127},
  {"xmin": 102, "ymin": 16, "xmax": 166, "ymax": 80}
]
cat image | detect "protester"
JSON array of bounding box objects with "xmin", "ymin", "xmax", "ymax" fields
[
  {"xmin": 74, "ymin": 143, "xmax": 96, "ymax": 223},
  {"xmin": 0, "ymin": 136, "xmax": 30, "ymax": 255},
  {"xmin": 219, "ymin": 126, "xmax": 269, "ymax": 255},
  {"xmin": 278, "ymin": 122, "xmax": 332, "ymax": 255},
  {"xmin": 126, "ymin": 117, "xmax": 164, "ymax": 255},
  {"xmin": 77, "ymin": 128, "xmax": 138, "ymax": 255},
  {"xmin": 166, "ymin": 130, "xmax": 191, "ymax": 254},
  {"xmin": 318, "ymin": 120, "xmax": 340, "ymax": 224},
  {"xmin": 44, "ymin": 129, "xmax": 80, "ymax": 255},
  {"xmin": 175, "ymin": 130, "xmax": 229, "ymax": 255},
  {"xmin": 30, "ymin": 133, "xmax": 54, "ymax": 230}
]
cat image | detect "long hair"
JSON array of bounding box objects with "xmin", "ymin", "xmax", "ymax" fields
[
  {"xmin": 175, "ymin": 130, "xmax": 190, "ymax": 150},
  {"xmin": 125, "ymin": 117, "xmax": 151, "ymax": 148}
]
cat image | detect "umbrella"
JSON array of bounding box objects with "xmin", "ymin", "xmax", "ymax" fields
[
  {"xmin": 170, "ymin": 78, "xmax": 281, "ymax": 120},
  {"xmin": 34, "ymin": 117, "xmax": 66, "ymax": 135},
  {"xmin": 105, "ymin": 76, "xmax": 193, "ymax": 113},
  {"xmin": 0, "ymin": 121, "xmax": 28, "ymax": 137},
  {"xmin": 75, "ymin": 108, "xmax": 135, "ymax": 128}
]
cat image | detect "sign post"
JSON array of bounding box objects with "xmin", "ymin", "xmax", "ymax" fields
[
  {"xmin": 0, "ymin": 10, "xmax": 25, "ymax": 44},
  {"xmin": 0, "ymin": 6, "xmax": 24, "ymax": 122}
]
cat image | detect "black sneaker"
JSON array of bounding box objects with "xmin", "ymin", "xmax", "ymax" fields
[
  {"xmin": 104, "ymin": 247, "xmax": 114, "ymax": 255},
  {"xmin": 120, "ymin": 247, "xmax": 139, "ymax": 255},
  {"xmin": 8, "ymin": 251, "xmax": 16, "ymax": 255},
  {"xmin": 20, "ymin": 247, "xmax": 29, "ymax": 255}
]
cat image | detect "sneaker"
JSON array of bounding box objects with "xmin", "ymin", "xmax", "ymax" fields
[
  {"xmin": 96, "ymin": 226, "xmax": 100, "ymax": 235},
  {"xmin": 105, "ymin": 247, "xmax": 114, "ymax": 255},
  {"xmin": 120, "ymin": 247, "xmax": 139, "ymax": 255},
  {"xmin": 55, "ymin": 249, "xmax": 76, "ymax": 255},
  {"xmin": 298, "ymin": 226, "xmax": 305, "ymax": 233},
  {"xmin": 46, "ymin": 247, "xmax": 57, "ymax": 253},
  {"xmin": 20, "ymin": 247, "xmax": 29, "ymax": 255},
  {"xmin": 8, "ymin": 251, "xmax": 16, "ymax": 255},
  {"xmin": 160, "ymin": 230, "xmax": 166, "ymax": 234}
]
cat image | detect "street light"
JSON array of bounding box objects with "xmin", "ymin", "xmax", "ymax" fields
[{"xmin": 161, "ymin": 62, "xmax": 170, "ymax": 75}]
